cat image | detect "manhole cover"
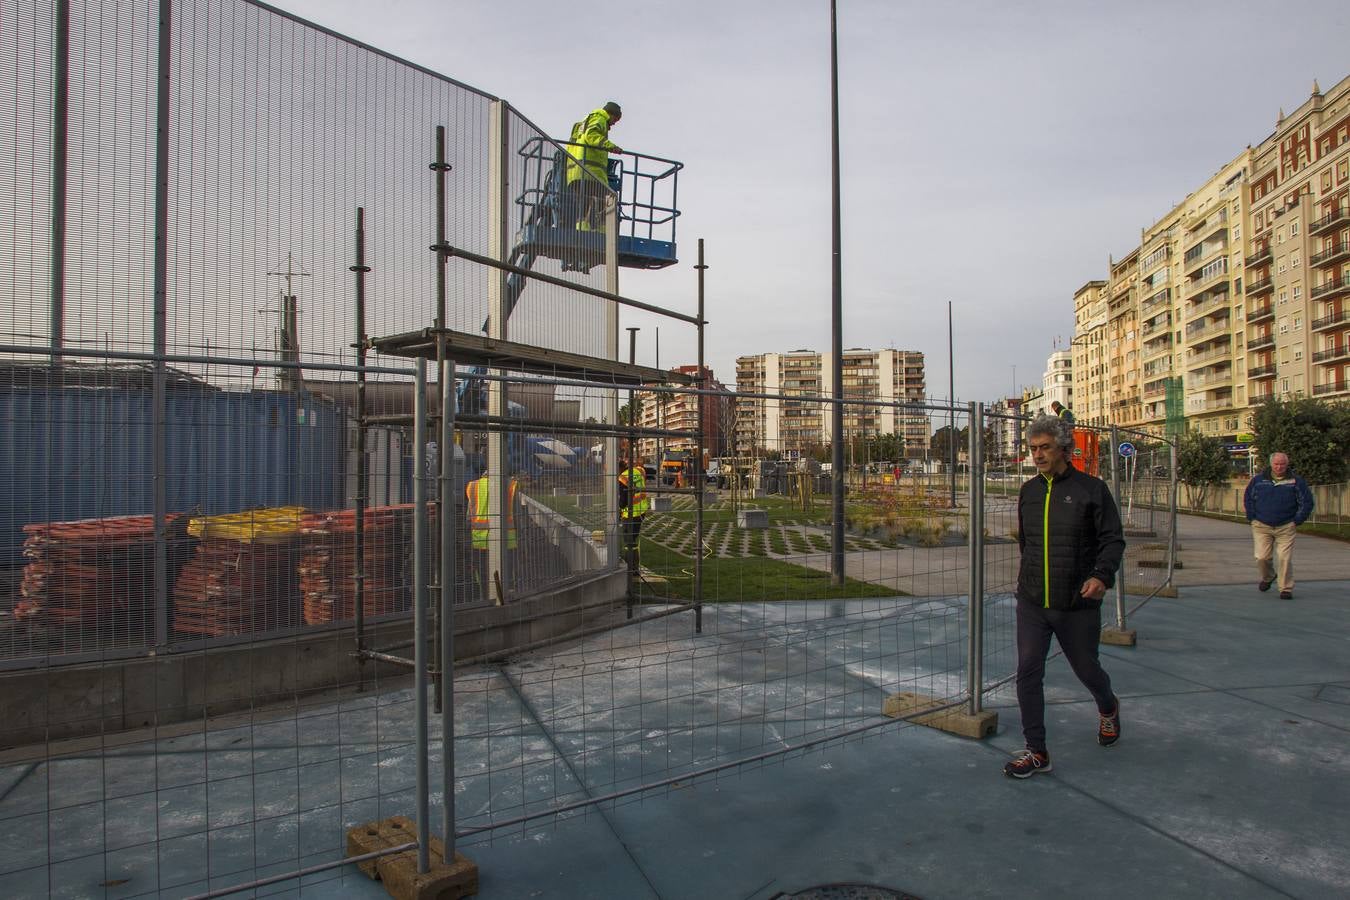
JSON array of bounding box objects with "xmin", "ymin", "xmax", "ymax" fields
[{"xmin": 776, "ymin": 886, "xmax": 920, "ymax": 900}]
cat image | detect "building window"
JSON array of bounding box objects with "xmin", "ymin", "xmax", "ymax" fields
[
  {"xmin": 1278, "ymin": 258, "xmax": 1287, "ymax": 274},
  {"xmin": 1293, "ymin": 285, "xmax": 1302, "ymax": 301},
  {"xmin": 1324, "ymin": 171, "xmax": 1334, "ymax": 191},
  {"xmin": 1279, "ymin": 290, "xmax": 1287, "ymax": 305},
  {"xmin": 1279, "ymin": 319, "xmax": 1289, "ymax": 334},
  {"xmin": 1294, "ymin": 315, "xmax": 1302, "ymax": 331},
  {"xmin": 1291, "ymin": 252, "xmax": 1300, "ymax": 268},
  {"xmin": 1291, "ymin": 220, "xmax": 1300, "ymax": 236}
]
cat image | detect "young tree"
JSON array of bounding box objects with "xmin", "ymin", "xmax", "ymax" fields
[
  {"xmin": 1176, "ymin": 430, "xmax": 1232, "ymax": 507},
  {"xmin": 1249, "ymin": 397, "xmax": 1350, "ymax": 484}
]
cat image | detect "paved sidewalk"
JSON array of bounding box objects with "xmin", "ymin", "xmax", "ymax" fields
[{"xmin": 458, "ymin": 577, "xmax": 1350, "ymax": 900}]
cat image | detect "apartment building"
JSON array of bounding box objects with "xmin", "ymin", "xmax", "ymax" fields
[
  {"xmin": 733, "ymin": 349, "xmax": 929, "ymax": 459},
  {"xmin": 633, "ymin": 366, "xmax": 730, "ymax": 463},
  {"xmin": 1105, "ymin": 249, "xmax": 1142, "ymax": 428},
  {"xmin": 1070, "ymin": 76, "xmax": 1350, "ymax": 441},
  {"xmin": 1247, "ymin": 79, "xmax": 1350, "ymax": 405},
  {"xmin": 1071, "ymin": 281, "xmax": 1108, "ymax": 425}
]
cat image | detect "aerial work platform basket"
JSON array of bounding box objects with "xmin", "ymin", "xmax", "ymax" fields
[{"xmin": 513, "ymin": 136, "xmax": 682, "ymax": 271}]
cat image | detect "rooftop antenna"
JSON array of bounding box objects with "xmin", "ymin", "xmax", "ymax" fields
[{"xmin": 266, "ymin": 252, "xmax": 310, "ymax": 392}]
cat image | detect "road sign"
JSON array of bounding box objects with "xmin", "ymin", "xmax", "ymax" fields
[{"xmin": 1118, "ymin": 441, "xmax": 1136, "ymax": 458}]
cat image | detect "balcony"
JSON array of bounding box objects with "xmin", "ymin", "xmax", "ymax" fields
[
  {"xmin": 1141, "ymin": 289, "xmax": 1172, "ymax": 314},
  {"xmin": 1202, "ymin": 396, "xmax": 1236, "ymax": 411},
  {"xmin": 1250, "ymin": 391, "xmax": 1275, "ymax": 405},
  {"xmin": 1247, "ymin": 301, "xmax": 1274, "ymax": 324},
  {"xmin": 1312, "ymin": 344, "xmax": 1350, "ymax": 364},
  {"xmin": 1310, "ymin": 206, "xmax": 1349, "ymax": 235},
  {"xmin": 1188, "ymin": 369, "xmax": 1233, "ymax": 388},
  {"xmin": 1310, "ymin": 241, "xmax": 1350, "ymax": 268},
  {"xmin": 1248, "ymin": 365, "xmax": 1276, "ymax": 379},
  {"xmin": 1143, "ymin": 384, "xmax": 1167, "ymax": 399},
  {"xmin": 1248, "ymin": 334, "xmax": 1276, "ymax": 352},
  {"xmin": 1184, "ymin": 292, "xmax": 1229, "ymax": 322},
  {"xmin": 1186, "ymin": 317, "xmax": 1232, "ymax": 345},
  {"xmin": 1313, "ymin": 380, "xmax": 1349, "ymax": 396},
  {"xmin": 1312, "ymin": 308, "xmax": 1350, "ymax": 332},
  {"xmin": 1188, "ymin": 343, "xmax": 1232, "ymax": 366},
  {"xmin": 1247, "ymin": 276, "xmax": 1274, "ymax": 296},
  {"xmin": 1247, "ymin": 244, "xmax": 1273, "ymax": 268},
  {"xmin": 1186, "ymin": 259, "xmax": 1229, "ymax": 289},
  {"xmin": 1311, "ymin": 275, "xmax": 1350, "ymax": 301}
]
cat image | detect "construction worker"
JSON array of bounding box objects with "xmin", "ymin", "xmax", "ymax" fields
[
  {"xmin": 1050, "ymin": 400, "xmax": 1076, "ymax": 425},
  {"xmin": 564, "ymin": 101, "xmax": 623, "ymax": 232},
  {"xmin": 465, "ymin": 469, "xmax": 519, "ymax": 604},
  {"xmin": 617, "ymin": 456, "xmax": 649, "ymax": 571}
]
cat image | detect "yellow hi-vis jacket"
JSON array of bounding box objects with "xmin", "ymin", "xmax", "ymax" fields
[
  {"xmin": 466, "ymin": 476, "xmax": 518, "ymax": 550},
  {"xmin": 564, "ymin": 107, "xmax": 619, "ymax": 187},
  {"xmin": 618, "ymin": 466, "xmax": 649, "ymax": 519}
]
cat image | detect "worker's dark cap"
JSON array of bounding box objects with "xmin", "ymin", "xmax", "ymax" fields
[{"xmin": 603, "ymin": 101, "xmax": 622, "ymax": 118}]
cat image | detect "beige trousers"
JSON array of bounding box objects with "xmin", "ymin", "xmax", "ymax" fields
[{"xmin": 1251, "ymin": 521, "xmax": 1297, "ymax": 591}]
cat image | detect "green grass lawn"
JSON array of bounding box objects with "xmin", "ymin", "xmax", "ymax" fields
[{"xmin": 635, "ymin": 538, "xmax": 900, "ymax": 603}]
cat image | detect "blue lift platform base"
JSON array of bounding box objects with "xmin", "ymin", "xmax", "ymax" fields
[{"xmin": 517, "ymin": 225, "xmax": 677, "ymax": 272}]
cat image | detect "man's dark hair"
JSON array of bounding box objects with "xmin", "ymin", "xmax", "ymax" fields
[{"xmin": 603, "ymin": 101, "xmax": 622, "ymax": 118}]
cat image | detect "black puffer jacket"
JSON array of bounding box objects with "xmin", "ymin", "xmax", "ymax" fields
[{"xmin": 1016, "ymin": 465, "xmax": 1125, "ymax": 610}]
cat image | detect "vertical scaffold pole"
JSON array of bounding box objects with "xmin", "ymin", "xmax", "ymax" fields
[
  {"xmin": 439, "ymin": 358, "xmax": 457, "ymax": 859},
  {"xmin": 695, "ymin": 239, "xmax": 707, "ymax": 633},
  {"xmin": 351, "ymin": 207, "xmax": 371, "ymax": 680},
  {"xmin": 412, "ymin": 360, "xmax": 430, "ymax": 874},
  {"xmin": 1110, "ymin": 425, "xmax": 1127, "ymax": 632},
  {"xmin": 966, "ymin": 402, "xmax": 985, "ymax": 715}
]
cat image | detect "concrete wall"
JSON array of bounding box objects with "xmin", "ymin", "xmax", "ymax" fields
[{"xmin": 0, "ymin": 567, "xmax": 626, "ymax": 749}]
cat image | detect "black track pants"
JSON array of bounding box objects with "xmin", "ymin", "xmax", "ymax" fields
[{"xmin": 1014, "ymin": 601, "xmax": 1117, "ymax": 754}]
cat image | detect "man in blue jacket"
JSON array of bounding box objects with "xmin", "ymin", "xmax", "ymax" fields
[
  {"xmin": 1243, "ymin": 452, "xmax": 1315, "ymax": 600},
  {"xmin": 1004, "ymin": 415, "xmax": 1126, "ymax": 779}
]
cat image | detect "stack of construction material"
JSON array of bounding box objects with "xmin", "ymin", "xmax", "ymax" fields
[
  {"xmin": 298, "ymin": 504, "xmax": 421, "ymax": 625},
  {"xmin": 172, "ymin": 507, "xmax": 306, "ymax": 637},
  {"xmin": 15, "ymin": 514, "xmax": 192, "ymax": 648}
]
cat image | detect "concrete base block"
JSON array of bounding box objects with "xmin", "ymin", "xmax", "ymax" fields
[
  {"xmin": 737, "ymin": 508, "xmax": 768, "ymax": 529},
  {"xmin": 1125, "ymin": 583, "xmax": 1178, "ymax": 598},
  {"xmin": 1100, "ymin": 626, "xmax": 1137, "ymax": 646},
  {"xmin": 882, "ymin": 691, "xmax": 997, "ymax": 739},
  {"xmin": 348, "ymin": 816, "xmax": 479, "ymax": 900},
  {"xmin": 651, "ymin": 496, "xmax": 674, "ymax": 512}
]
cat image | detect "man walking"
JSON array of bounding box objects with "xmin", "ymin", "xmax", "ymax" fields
[
  {"xmin": 1005, "ymin": 414, "xmax": 1125, "ymax": 779},
  {"xmin": 1243, "ymin": 452, "xmax": 1314, "ymax": 600}
]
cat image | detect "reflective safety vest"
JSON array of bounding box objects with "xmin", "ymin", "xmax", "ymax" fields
[
  {"xmin": 466, "ymin": 476, "xmax": 518, "ymax": 550},
  {"xmin": 618, "ymin": 466, "xmax": 649, "ymax": 519},
  {"xmin": 564, "ymin": 107, "xmax": 618, "ymax": 187}
]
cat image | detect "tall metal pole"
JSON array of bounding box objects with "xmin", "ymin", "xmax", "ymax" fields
[
  {"xmin": 412, "ymin": 360, "xmax": 430, "ymax": 874},
  {"xmin": 1110, "ymin": 425, "xmax": 1127, "ymax": 632},
  {"xmin": 828, "ymin": 0, "xmax": 845, "ymax": 586},
  {"xmin": 431, "ymin": 125, "xmax": 451, "ymax": 709},
  {"xmin": 966, "ymin": 402, "xmax": 985, "ymax": 715},
  {"xmin": 50, "ymin": 0, "xmax": 70, "ymax": 361},
  {"xmin": 1166, "ymin": 441, "xmax": 1179, "ymax": 587},
  {"xmin": 351, "ymin": 207, "xmax": 371, "ymax": 675},
  {"xmin": 625, "ymin": 326, "xmax": 640, "ymax": 616},
  {"xmin": 695, "ymin": 239, "xmax": 707, "ymax": 633},
  {"xmin": 948, "ymin": 301, "xmax": 956, "ymax": 509},
  {"xmin": 438, "ymin": 359, "xmax": 458, "ymax": 859},
  {"xmin": 151, "ymin": 0, "xmax": 172, "ymax": 648}
]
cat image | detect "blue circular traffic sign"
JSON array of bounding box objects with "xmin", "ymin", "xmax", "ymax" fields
[{"xmin": 1118, "ymin": 441, "xmax": 1136, "ymax": 458}]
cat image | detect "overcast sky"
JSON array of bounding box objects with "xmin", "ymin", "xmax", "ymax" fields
[{"xmin": 282, "ymin": 0, "xmax": 1349, "ymax": 403}]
